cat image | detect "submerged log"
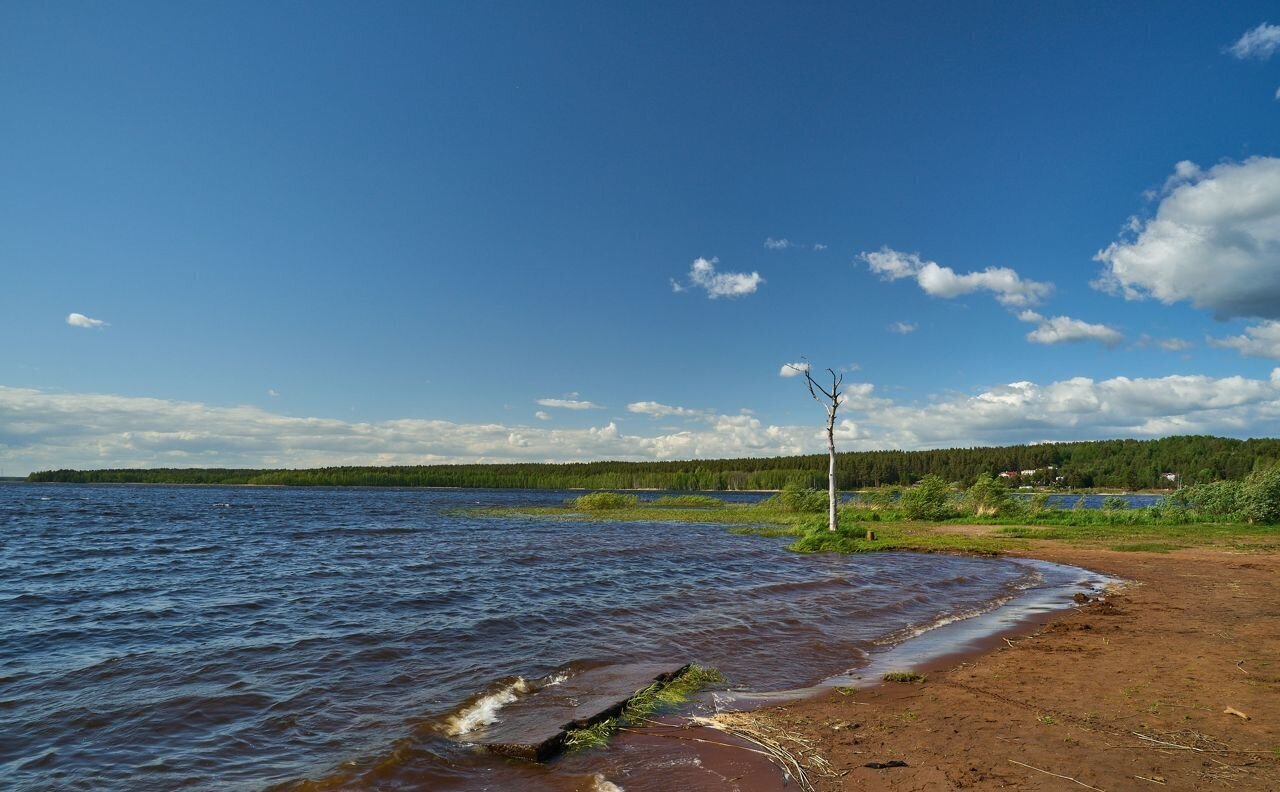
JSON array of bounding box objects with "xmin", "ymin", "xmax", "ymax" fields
[{"xmin": 466, "ymin": 663, "xmax": 691, "ymax": 761}]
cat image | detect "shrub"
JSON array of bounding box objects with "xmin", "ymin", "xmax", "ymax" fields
[
  {"xmin": 1170, "ymin": 480, "xmax": 1243, "ymax": 516},
  {"xmin": 1241, "ymin": 465, "xmax": 1280, "ymax": 524},
  {"xmin": 1028, "ymin": 492, "xmax": 1052, "ymax": 513},
  {"xmin": 1102, "ymin": 496, "xmax": 1129, "ymax": 511},
  {"xmin": 760, "ymin": 482, "xmax": 829, "ymax": 513},
  {"xmin": 899, "ymin": 475, "xmax": 953, "ymax": 520},
  {"xmin": 571, "ymin": 492, "xmax": 639, "ymax": 510},
  {"xmin": 965, "ymin": 473, "xmax": 1013, "ymax": 517}
]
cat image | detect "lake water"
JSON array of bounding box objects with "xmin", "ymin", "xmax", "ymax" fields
[{"xmin": 1, "ymin": 484, "xmax": 1107, "ymax": 791}]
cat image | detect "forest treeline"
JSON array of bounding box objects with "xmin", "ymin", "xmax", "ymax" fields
[{"xmin": 26, "ymin": 435, "xmax": 1280, "ymax": 491}]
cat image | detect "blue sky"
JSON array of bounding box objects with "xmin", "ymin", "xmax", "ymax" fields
[{"xmin": 3, "ymin": 2, "xmax": 1280, "ymax": 473}]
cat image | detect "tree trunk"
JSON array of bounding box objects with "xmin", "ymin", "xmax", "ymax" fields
[{"xmin": 826, "ymin": 409, "xmax": 837, "ymax": 532}]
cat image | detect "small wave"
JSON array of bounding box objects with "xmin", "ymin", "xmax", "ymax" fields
[
  {"xmin": 592, "ymin": 774, "xmax": 625, "ymax": 792},
  {"xmin": 873, "ymin": 595, "xmax": 1015, "ymax": 646},
  {"xmin": 1008, "ymin": 567, "xmax": 1046, "ymax": 591},
  {"xmin": 443, "ymin": 677, "xmax": 529, "ymax": 736}
]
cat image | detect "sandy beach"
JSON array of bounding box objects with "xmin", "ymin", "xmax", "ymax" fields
[{"xmin": 722, "ymin": 545, "xmax": 1280, "ymax": 791}]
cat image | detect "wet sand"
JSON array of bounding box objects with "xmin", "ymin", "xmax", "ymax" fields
[{"xmin": 732, "ymin": 546, "xmax": 1280, "ymax": 790}]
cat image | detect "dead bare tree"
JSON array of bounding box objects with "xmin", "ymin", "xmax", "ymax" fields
[{"xmin": 787, "ymin": 361, "xmax": 843, "ymax": 532}]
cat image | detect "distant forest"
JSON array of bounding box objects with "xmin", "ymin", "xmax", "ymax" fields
[{"xmin": 25, "ymin": 435, "xmax": 1280, "ymax": 491}]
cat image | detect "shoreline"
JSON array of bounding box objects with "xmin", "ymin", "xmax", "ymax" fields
[{"xmin": 693, "ymin": 545, "xmax": 1280, "ymax": 791}]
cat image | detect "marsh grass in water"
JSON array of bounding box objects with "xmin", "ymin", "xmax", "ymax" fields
[
  {"xmin": 649, "ymin": 494, "xmax": 725, "ymax": 507},
  {"xmin": 562, "ymin": 665, "xmax": 726, "ymax": 752},
  {"xmin": 571, "ymin": 492, "xmax": 639, "ymax": 510}
]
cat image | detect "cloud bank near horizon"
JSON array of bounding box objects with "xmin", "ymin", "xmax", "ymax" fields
[{"xmin": 7, "ymin": 374, "xmax": 1280, "ymax": 475}]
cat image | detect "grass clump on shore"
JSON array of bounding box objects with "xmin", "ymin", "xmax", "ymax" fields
[
  {"xmin": 562, "ymin": 665, "xmax": 725, "ymax": 752},
  {"xmin": 883, "ymin": 671, "xmax": 927, "ymax": 684},
  {"xmin": 570, "ymin": 492, "xmax": 638, "ymax": 510}
]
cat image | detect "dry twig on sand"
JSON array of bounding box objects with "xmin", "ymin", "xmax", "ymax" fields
[
  {"xmin": 1008, "ymin": 759, "xmax": 1107, "ymax": 791},
  {"xmin": 687, "ymin": 713, "xmax": 837, "ymax": 792}
]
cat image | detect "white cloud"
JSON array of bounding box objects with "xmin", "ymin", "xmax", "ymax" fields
[
  {"xmin": 626, "ymin": 401, "xmax": 709, "ymax": 419},
  {"xmin": 9, "ymin": 372, "xmax": 1280, "ymax": 474},
  {"xmin": 813, "ymin": 243, "xmax": 828, "ymax": 251},
  {"xmin": 764, "ymin": 237, "xmax": 792, "ymax": 250},
  {"xmin": 838, "ymin": 382, "xmax": 892, "ymax": 411},
  {"xmin": 0, "ymin": 386, "xmax": 820, "ymax": 473},
  {"xmin": 536, "ymin": 398, "xmax": 603, "ymax": 410},
  {"xmin": 534, "ymin": 411, "xmax": 551, "ymax": 421},
  {"xmin": 669, "ymin": 278, "xmax": 687, "ymax": 293},
  {"xmin": 1094, "ymin": 157, "xmax": 1280, "ymax": 320},
  {"xmin": 889, "ymin": 321, "xmax": 917, "ymax": 334},
  {"xmin": 66, "ymin": 312, "xmax": 107, "ymax": 329},
  {"xmin": 861, "ymin": 248, "xmax": 1052, "ymax": 307},
  {"xmin": 1017, "ymin": 310, "xmax": 1124, "ymax": 347},
  {"xmin": 677, "ymin": 257, "xmax": 763, "ymax": 298},
  {"xmin": 1227, "ymin": 22, "xmax": 1280, "ymax": 60},
  {"xmin": 866, "ymin": 371, "xmax": 1280, "ymax": 449},
  {"xmin": 1209, "ymin": 320, "xmax": 1280, "ymax": 359},
  {"xmin": 267, "ymin": 389, "xmax": 280, "ymax": 397},
  {"xmin": 779, "ymin": 362, "xmax": 810, "ymax": 377},
  {"xmin": 1136, "ymin": 336, "xmax": 1192, "ymax": 352}
]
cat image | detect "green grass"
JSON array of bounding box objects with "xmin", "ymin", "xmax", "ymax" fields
[
  {"xmin": 571, "ymin": 492, "xmax": 639, "ymax": 510},
  {"xmin": 561, "ymin": 664, "xmax": 725, "ymax": 752},
  {"xmin": 883, "ymin": 671, "xmax": 927, "ymax": 684},
  {"xmin": 469, "ymin": 499, "xmax": 1279, "ymax": 556},
  {"xmin": 649, "ymin": 494, "xmax": 725, "ymax": 507}
]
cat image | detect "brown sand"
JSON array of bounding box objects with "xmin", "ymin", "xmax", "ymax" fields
[{"xmin": 735, "ymin": 546, "xmax": 1280, "ymax": 791}]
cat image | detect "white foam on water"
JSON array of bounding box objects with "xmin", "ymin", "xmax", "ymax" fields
[
  {"xmin": 444, "ymin": 677, "xmax": 530, "ymax": 736},
  {"xmin": 543, "ymin": 669, "xmax": 572, "ymax": 687},
  {"xmin": 591, "ymin": 773, "xmax": 625, "ymax": 792}
]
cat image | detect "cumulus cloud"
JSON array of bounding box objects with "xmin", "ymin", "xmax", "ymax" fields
[
  {"xmin": 9, "ymin": 372, "xmax": 1280, "ymax": 474},
  {"xmin": 1094, "ymin": 157, "xmax": 1280, "ymax": 320},
  {"xmin": 889, "ymin": 321, "xmax": 917, "ymax": 334},
  {"xmin": 626, "ymin": 401, "xmax": 709, "ymax": 419},
  {"xmin": 676, "ymin": 257, "xmax": 763, "ymax": 298},
  {"xmin": 536, "ymin": 397, "xmax": 603, "ymax": 410},
  {"xmin": 534, "ymin": 411, "xmax": 551, "ymax": 421},
  {"xmin": 779, "ymin": 362, "xmax": 810, "ymax": 377},
  {"xmin": 667, "ymin": 257, "xmax": 766, "ymax": 298},
  {"xmin": 763, "ymin": 237, "xmax": 792, "ymax": 250},
  {"xmin": 1017, "ymin": 311, "xmax": 1124, "ymax": 347},
  {"xmin": 267, "ymin": 389, "xmax": 280, "ymax": 397},
  {"xmin": 1209, "ymin": 321, "xmax": 1280, "ymax": 359},
  {"xmin": 838, "ymin": 383, "xmax": 892, "ymax": 411},
  {"xmin": 861, "ymin": 248, "xmax": 1052, "ymax": 307},
  {"xmin": 66, "ymin": 313, "xmax": 107, "ymax": 329},
  {"xmin": 1227, "ymin": 22, "xmax": 1280, "ymax": 60}
]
